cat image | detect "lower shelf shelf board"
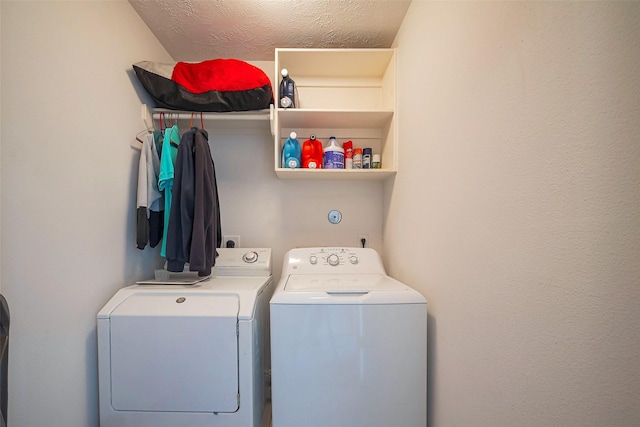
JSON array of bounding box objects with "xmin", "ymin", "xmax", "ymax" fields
[{"xmin": 275, "ymin": 168, "xmax": 396, "ymax": 181}]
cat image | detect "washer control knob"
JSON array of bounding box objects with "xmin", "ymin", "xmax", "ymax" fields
[
  {"xmin": 327, "ymin": 254, "xmax": 340, "ymax": 266},
  {"xmin": 242, "ymin": 251, "xmax": 258, "ymax": 263},
  {"xmin": 309, "ymin": 255, "xmax": 318, "ymax": 265},
  {"xmin": 349, "ymin": 255, "xmax": 359, "ymax": 265}
]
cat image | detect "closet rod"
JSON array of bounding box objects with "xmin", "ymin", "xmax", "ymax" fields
[
  {"xmin": 142, "ymin": 104, "xmax": 274, "ymax": 135},
  {"xmin": 151, "ymin": 109, "xmax": 271, "ymax": 121}
]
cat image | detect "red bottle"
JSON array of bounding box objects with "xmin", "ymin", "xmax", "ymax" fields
[{"xmin": 302, "ymin": 135, "xmax": 323, "ymax": 169}]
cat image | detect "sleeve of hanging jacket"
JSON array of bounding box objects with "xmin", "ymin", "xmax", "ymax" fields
[
  {"xmin": 165, "ymin": 129, "xmax": 196, "ymax": 273},
  {"xmin": 146, "ymin": 133, "xmax": 164, "ymax": 248},
  {"xmin": 187, "ymin": 128, "xmax": 219, "ymax": 277},
  {"xmin": 135, "ymin": 135, "xmax": 150, "ymax": 250}
]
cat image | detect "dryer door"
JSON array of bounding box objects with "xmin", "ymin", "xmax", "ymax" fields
[{"xmin": 109, "ymin": 292, "xmax": 239, "ymax": 413}]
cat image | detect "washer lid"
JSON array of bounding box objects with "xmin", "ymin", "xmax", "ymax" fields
[
  {"xmin": 109, "ymin": 293, "xmax": 239, "ymax": 413},
  {"xmin": 272, "ymin": 274, "xmax": 425, "ymax": 305},
  {"xmin": 285, "ymin": 274, "xmax": 404, "ymax": 292}
]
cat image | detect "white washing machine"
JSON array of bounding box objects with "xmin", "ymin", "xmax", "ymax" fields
[
  {"xmin": 270, "ymin": 247, "xmax": 427, "ymax": 427},
  {"xmin": 98, "ymin": 248, "xmax": 273, "ymax": 427}
]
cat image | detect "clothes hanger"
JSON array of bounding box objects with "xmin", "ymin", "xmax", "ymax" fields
[
  {"xmin": 134, "ymin": 111, "xmax": 158, "ymax": 145},
  {"xmin": 188, "ymin": 112, "xmax": 205, "ymax": 129},
  {"xmin": 134, "ymin": 109, "xmax": 163, "ymax": 145},
  {"xmin": 135, "ymin": 127, "xmax": 153, "ymax": 144},
  {"xmin": 189, "ymin": 112, "xmax": 205, "ymax": 130}
]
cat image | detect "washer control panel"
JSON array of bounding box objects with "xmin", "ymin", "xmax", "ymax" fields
[
  {"xmin": 308, "ymin": 251, "xmax": 359, "ymax": 267},
  {"xmin": 285, "ymin": 247, "xmax": 385, "ymax": 275}
]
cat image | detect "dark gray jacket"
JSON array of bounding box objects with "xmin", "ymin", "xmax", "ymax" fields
[{"xmin": 166, "ymin": 127, "xmax": 221, "ymax": 276}]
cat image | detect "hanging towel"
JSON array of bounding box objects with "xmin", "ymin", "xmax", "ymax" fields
[
  {"xmin": 158, "ymin": 125, "xmax": 180, "ymax": 257},
  {"xmin": 136, "ymin": 133, "xmax": 164, "ymax": 249},
  {"xmin": 166, "ymin": 127, "xmax": 221, "ymax": 276}
]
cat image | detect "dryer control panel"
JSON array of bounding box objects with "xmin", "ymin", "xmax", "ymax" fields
[
  {"xmin": 283, "ymin": 247, "xmax": 386, "ymax": 275},
  {"xmin": 213, "ymin": 248, "xmax": 272, "ymax": 276}
]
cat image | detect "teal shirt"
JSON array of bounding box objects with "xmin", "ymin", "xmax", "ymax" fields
[{"xmin": 158, "ymin": 125, "xmax": 180, "ymax": 257}]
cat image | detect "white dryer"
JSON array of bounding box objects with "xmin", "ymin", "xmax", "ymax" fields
[
  {"xmin": 270, "ymin": 247, "xmax": 427, "ymax": 427},
  {"xmin": 98, "ymin": 248, "xmax": 273, "ymax": 427}
]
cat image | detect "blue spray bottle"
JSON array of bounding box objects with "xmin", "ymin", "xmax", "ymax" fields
[{"xmin": 281, "ymin": 131, "xmax": 301, "ymax": 168}]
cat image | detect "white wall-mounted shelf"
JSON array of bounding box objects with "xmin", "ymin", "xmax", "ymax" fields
[{"xmin": 274, "ymin": 48, "xmax": 397, "ymax": 181}]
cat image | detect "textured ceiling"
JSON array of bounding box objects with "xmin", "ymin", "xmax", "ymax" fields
[{"xmin": 129, "ymin": 0, "xmax": 412, "ymax": 62}]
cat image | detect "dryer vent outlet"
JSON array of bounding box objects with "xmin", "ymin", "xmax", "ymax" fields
[{"xmin": 224, "ymin": 235, "xmax": 240, "ymax": 248}]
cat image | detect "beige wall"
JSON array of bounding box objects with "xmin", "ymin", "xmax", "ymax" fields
[{"xmin": 387, "ymin": 2, "xmax": 640, "ymax": 426}]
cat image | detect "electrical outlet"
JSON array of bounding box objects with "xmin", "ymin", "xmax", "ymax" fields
[
  {"xmin": 223, "ymin": 235, "xmax": 240, "ymax": 248},
  {"xmin": 357, "ymin": 234, "xmax": 369, "ymax": 248}
]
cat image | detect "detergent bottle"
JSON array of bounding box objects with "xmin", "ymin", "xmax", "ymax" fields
[
  {"xmin": 302, "ymin": 134, "xmax": 323, "ymax": 169},
  {"xmin": 279, "ymin": 68, "xmax": 296, "ymax": 108},
  {"xmin": 281, "ymin": 132, "xmax": 301, "ymax": 168},
  {"xmin": 323, "ymin": 136, "xmax": 344, "ymax": 169}
]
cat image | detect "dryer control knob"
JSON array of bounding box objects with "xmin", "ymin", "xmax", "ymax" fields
[
  {"xmin": 327, "ymin": 254, "xmax": 340, "ymax": 266},
  {"xmin": 349, "ymin": 255, "xmax": 359, "ymax": 264},
  {"xmin": 242, "ymin": 251, "xmax": 258, "ymax": 263},
  {"xmin": 310, "ymin": 255, "xmax": 318, "ymax": 265}
]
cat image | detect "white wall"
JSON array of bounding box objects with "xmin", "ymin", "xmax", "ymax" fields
[
  {"xmin": 1, "ymin": 2, "xmax": 172, "ymax": 425},
  {"xmin": 387, "ymin": 2, "xmax": 640, "ymax": 426},
  {"xmin": 213, "ymin": 130, "xmax": 384, "ymax": 280},
  {"xmin": 9, "ymin": 1, "xmax": 637, "ymax": 426},
  {"xmin": 0, "ymin": 2, "xmax": 384, "ymax": 426}
]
